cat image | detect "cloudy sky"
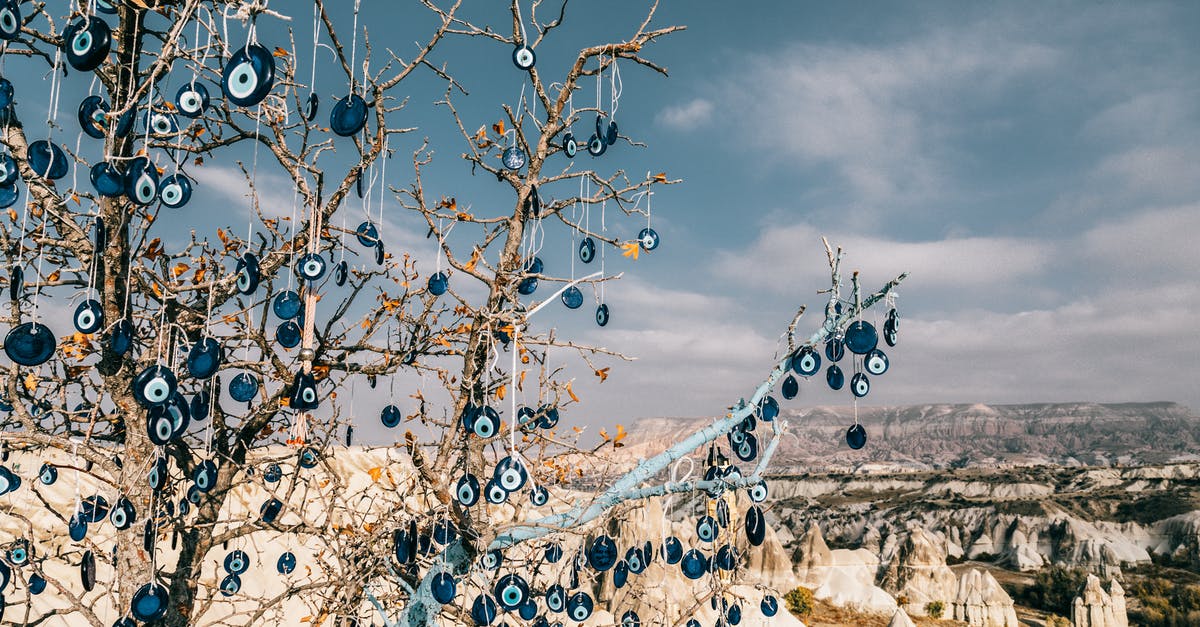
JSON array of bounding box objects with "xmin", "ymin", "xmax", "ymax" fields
[
  {"xmin": 406, "ymin": 0, "xmax": 1199, "ymax": 426},
  {"xmin": 10, "ymin": 1, "xmax": 1198, "ymax": 438}
]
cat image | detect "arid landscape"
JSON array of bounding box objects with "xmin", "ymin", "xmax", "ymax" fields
[{"xmin": 625, "ymin": 402, "xmax": 1200, "ymax": 626}]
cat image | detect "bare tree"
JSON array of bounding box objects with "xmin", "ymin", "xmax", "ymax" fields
[{"xmin": 0, "ymin": 1, "xmax": 905, "ymax": 626}]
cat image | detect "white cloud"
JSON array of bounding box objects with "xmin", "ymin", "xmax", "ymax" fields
[
  {"xmin": 1081, "ymin": 204, "xmax": 1200, "ymax": 279},
  {"xmin": 656, "ymin": 98, "xmax": 714, "ymax": 130},
  {"xmin": 713, "ymin": 222, "xmax": 1051, "ymax": 297},
  {"xmin": 712, "ymin": 30, "xmax": 1058, "ymax": 205}
]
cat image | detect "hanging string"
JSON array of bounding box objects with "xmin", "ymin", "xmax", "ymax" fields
[
  {"xmin": 309, "ymin": 0, "xmax": 320, "ymax": 94},
  {"xmin": 348, "ymin": 0, "xmax": 361, "ymax": 94},
  {"xmin": 609, "ymin": 53, "xmax": 622, "ymax": 123}
]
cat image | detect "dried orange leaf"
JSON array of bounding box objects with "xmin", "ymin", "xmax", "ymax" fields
[{"xmin": 566, "ymin": 381, "xmax": 579, "ymax": 403}]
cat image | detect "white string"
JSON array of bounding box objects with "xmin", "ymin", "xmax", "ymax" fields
[
  {"xmin": 609, "ymin": 54, "xmax": 622, "ymax": 121},
  {"xmin": 309, "ymin": 0, "xmax": 320, "ymax": 94},
  {"xmin": 349, "ymin": 0, "xmax": 361, "ymax": 94}
]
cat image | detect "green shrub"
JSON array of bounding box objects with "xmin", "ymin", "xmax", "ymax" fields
[
  {"xmin": 1014, "ymin": 566, "xmax": 1088, "ymax": 615},
  {"xmin": 1045, "ymin": 614, "xmax": 1071, "ymax": 627},
  {"xmin": 925, "ymin": 600, "xmax": 945, "ymax": 619},
  {"xmin": 784, "ymin": 587, "xmax": 814, "ymax": 618}
]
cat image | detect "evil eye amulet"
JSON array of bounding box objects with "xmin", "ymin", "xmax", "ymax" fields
[
  {"xmin": 144, "ymin": 110, "xmax": 178, "ymax": 136},
  {"xmin": 224, "ymin": 549, "xmax": 249, "ymax": 574},
  {"xmin": 517, "ymin": 276, "xmax": 538, "ymax": 295},
  {"xmin": 595, "ymin": 303, "xmax": 610, "ymax": 327},
  {"xmin": 296, "ymin": 253, "xmax": 327, "ymax": 282},
  {"xmin": 0, "ymin": 0, "xmax": 21, "ymax": 41},
  {"xmin": 561, "ymin": 285, "xmax": 583, "ymax": 309},
  {"xmin": 473, "ymin": 406, "xmax": 500, "ymax": 438},
  {"xmin": 844, "ymin": 320, "xmax": 879, "ymax": 354},
  {"xmin": 484, "ymin": 479, "xmax": 508, "ymax": 504},
  {"xmin": 275, "ymin": 325, "xmax": 304, "ymax": 355},
  {"xmin": 124, "ymin": 156, "xmax": 159, "ymax": 206},
  {"xmin": 851, "ymin": 372, "xmax": 870, "ymax": 397},
  {"xmin": 826, "ymin": 364, "xmax": 844, "ymax": 390},
  {"xmin": 562, "ymin": 132, "xmax": 577, "ymax": 158},
  {"xmin": 130, "ymin": 582, "xmax": 170, "ymax": 622},
  {"xmin": 334, "ymin": 260, "xmax": 348, "ymax": 286},
  {"xmin": 588, "ymin": 535, "xmax": 617, "ymax": 571},
  {"xmin": 159, "ymin": 174, "xmax": 192, "ymax": 208},
  {"xmin": 749, "ymin": 480, "xmax": 768, "ymax": 503},
  {"xmin": 236, "ymin": 253, "xmax": 260, "ymax": 294},
  {"xmin": 288, "ymin": 371, "xmax": 319, "ymax": 410},
  {"xmin": 187, "ymin": 337, "xmax": 221, "ymax": 378},
  {"xmin": 587, "ymin": 133, "xmax": 606, "ymax": 156},
  {"xmin": 865, "ymin": 348, "xmax": 889, "ymax": 375},
  {"xmin": 73, "ymin": 299, "xmax": 104, "ymax": 334},
  {"xmin": 884, "ymin": 318, "xmax": 898, "ymax": 347},
  {"xmin": 791, "ymin": 346, "xmax": 820, "ymax": 376},
  {"xmin": 781, "ymin": 374, "xmax": 799, "ymax": 399},
  {"xmin": 578, "ymin": 237, "xmax": 595, "ymax": 263},
  {"xmin": 512, "ymin": 45, "xmax": 536, "ymax": 70},
  {"xmin": 0, "ymin": 183, "xmax": 17, "ymax": 209},
  {"xmin": 131, "ymin": 365, "xmax": 177, "ymax": 408},
  {"xmin": 825, "ymin": 337, "xmax": 844, "ymax": 362},
  {"xmin": 428, "ymin": 272, "xmax": 448, "ymax": 296},
  {"xmin": 91, "ymin": 162, "xmax": 124, "ymax": 197},
  {"xmin": 846, "ymin": 423, "xmax": 867, "ymax": 450},
  {"xmin": 567, "ymin": 592, "xmax": 594, "ymax": 622},
  {"xmin": 432, "ymin": 572, "xmax": 456, "ymax": 604},
  {"xmin": 355, "ymin": 221, "xmax": 379, "ymax": 247},
  {"xmin": 229, "ymin": 372, "xmax": 259, "ymax": 403},
  {"xmin": 63, "ymin": 18, "xmax": 112, "ymax": 72},
  {"xmin": 502, "ymin": 146, "xmax": 526, "ymax": 170},
  {"xmin": 330, "ymin": 94, "xmax": 368, "ymax": 136},
  {"xmin": 638, "ymin": 228, "xmax": 660, "ymax": 251},
  {"xmin": 193, "ymin": 459, "xmax": 218, "ymax": 492},
  {"xmin": 28, "ymin": 141, "xmax": 68, "ymax": 180},
  {"xmin": 495, "ymin": 573, "xmax": 529, "ymax": 609},
  {"xmin": 221, "ymin": 44, "xmax": 276, "ymax": 108},
  {"xmin": 303, "ymin": 92, "xmax": 319, "ymax": 121},
  {"xmin": 493, "ymin": 456, "xmax": 528, "ymax": 491},
  {"xmin": 77, "ymin": 96, "xmax": 110, "ymax": 139},
  {"xmin": 0, "ymin": 153, "xmax": 17, "ymax": 186},
  {"xmin": 175, "ymin": 82, "xmax": 210, "ymax": 118},
  {"xmin": 380, "ymin": 404, "xmax": 402, "ymax": 428},
  {"xmin": 456, "ymin": 474, "xmax": 480, "ymax": 506}
]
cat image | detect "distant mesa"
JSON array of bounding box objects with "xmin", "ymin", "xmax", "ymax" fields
[{"xmin": 625, "ymin": 402, "xmax": 1199, "ymax": 471}]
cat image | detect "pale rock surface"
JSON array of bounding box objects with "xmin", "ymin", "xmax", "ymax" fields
[
  {"xmin": 884, "ymin": 527, "xmax": 958, "ymax": 617},
  {"xmin": 952, "ymin": 568, "xmax": 1018, "ymax": 626},
  {"xmin": 888, "ymin": 608, "xmax": 918, "ymax": 627},
  {"xmin": 1071, "ymin": 575, "xmax": 1129, "ymax": 627},
  {"xmin": 968, "ymin": 532, "xmax": 997, "ymax": 559},
  {"xmin": 793, "ymin": 522, "xmax": 898, "ymax": 615}
]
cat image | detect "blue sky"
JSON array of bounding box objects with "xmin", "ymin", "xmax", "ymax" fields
[{"xmin": 7, "ymin": 1, "xmax": 1199, "ymax": 438}]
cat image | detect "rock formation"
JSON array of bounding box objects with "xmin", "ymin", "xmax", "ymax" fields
[
  {"xmin": 952, "ymin": 569, "xmax": 1019, "ymax": 626},
  {"xmin": 887, "ymin": 608, "xmax": 917, "ymax": 627},
  {"xmin": 882, "ymin": 527, "xmax": 958, "ymax": 617},
  {"xmin": 1071, "ymin": 575, "xmax": 1129, "ymax": 627},
  {"xmin": 793, "ymin": 521, "xmax": 898, "ymax": 615}
]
